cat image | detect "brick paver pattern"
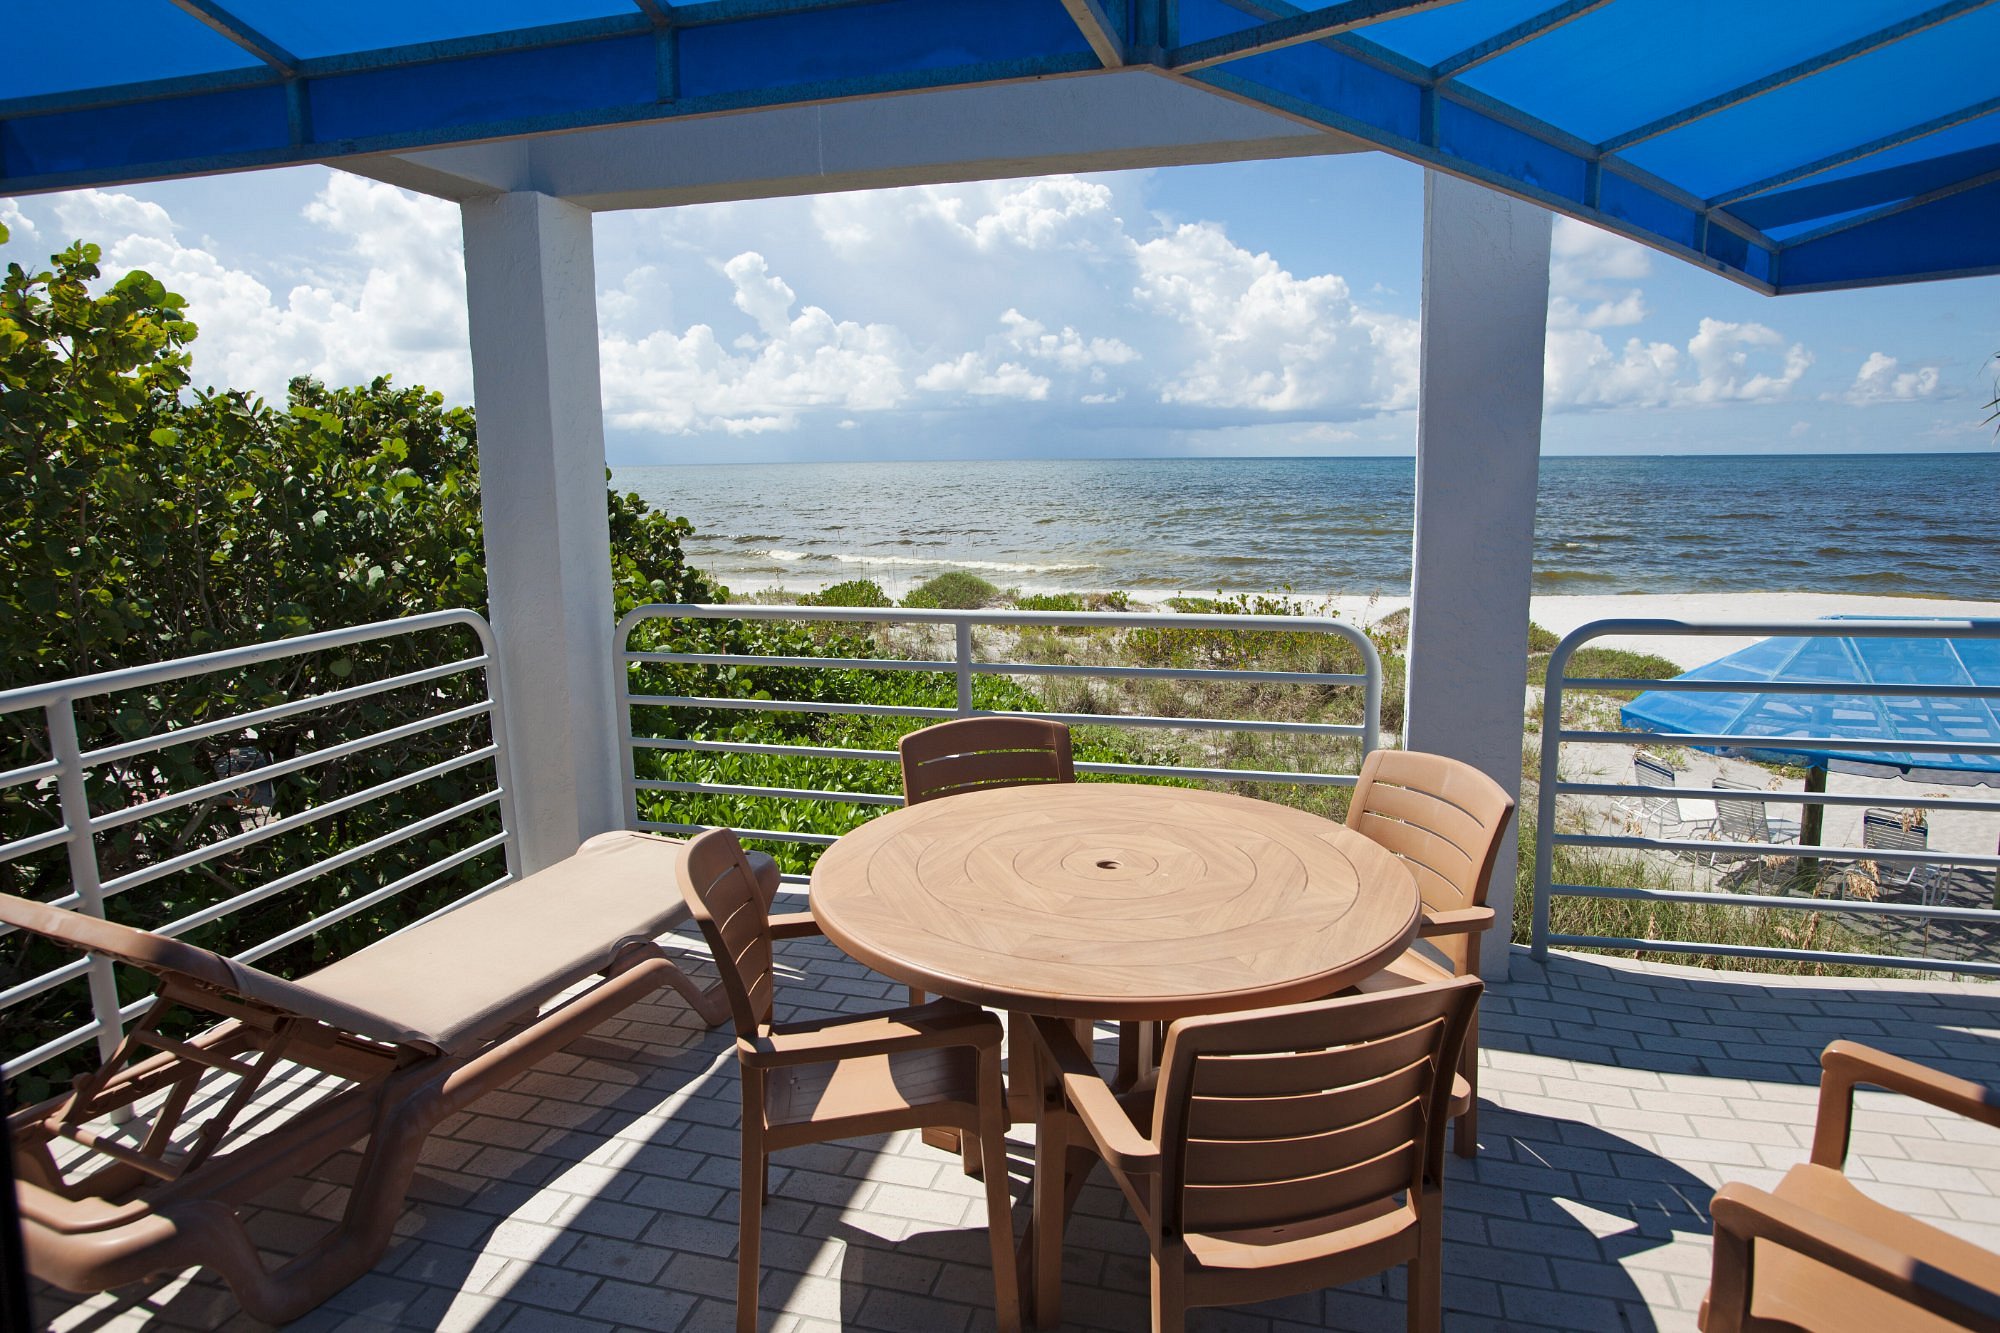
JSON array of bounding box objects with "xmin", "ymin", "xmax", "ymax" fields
[{"xmin": 33, "ymin": 917, "xmax": 2000, "ymax": 1333}]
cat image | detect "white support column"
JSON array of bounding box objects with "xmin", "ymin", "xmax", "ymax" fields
[
  {"xmin": 462, "ymin": 192, "xmax": 620, "ymax": 873},
  {"xmin": 1404, "ymin": 172, "xmax": 1552, "ymax": 981}
]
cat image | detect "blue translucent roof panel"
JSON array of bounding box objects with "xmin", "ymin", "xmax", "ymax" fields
[
  {"xmin": 1620, "ymin": 626, "xmax": 2000, "ymax": 783},
  {"xmin": 1456, "ymin": 0, "xmax": 1926, "ymax": 147},
  {"xmin": 9, "ymin": 1, "xmax": 258, "ymax": 101},
  {"xmin": 222, "ymin": 0, "xmax": 643, "ymax": 60},
  {"xmin": 1619, "ymin": 8, "xmax": 2000, "ymax": 200},
  {"xmin": 5, "ymin": 0, "xmax": 1998, "ymax": 294}
]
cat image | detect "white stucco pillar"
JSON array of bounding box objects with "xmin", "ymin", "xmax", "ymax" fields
[
  {"xmin": 1404, "ymin": 172, "xmax": 1552, "ymax": 981},
  {"xmin": 461, "ymin": 192, "xmax": 620, "ymax": 873}
]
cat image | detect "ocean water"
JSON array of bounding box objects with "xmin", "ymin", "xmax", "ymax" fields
[{"xmin": 613, "ymin": 453, "xmax": 2000, "ymax": 599}]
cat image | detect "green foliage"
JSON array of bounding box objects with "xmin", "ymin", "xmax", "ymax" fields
[
  {"xmin": 805, "ymin": 579, "xmax": 893, "ymax": 608},
  {"xmin": 1526, "ymin": 621, "xmax": 1560, "ymax": 653},
  {"xmin": 1, "ymin": 239, "xmax": 708, "ymax": 1097},
  {"xmin": 1529, "ymin": 646, "xmax": 1681, "ymax": 701},
  {"xmin": 1012, "ymin": 591, "xmax": 1085, "ymax": 612},
  {"xmin": 901, "ymin": 570, "xmax": 1000, "ymax": 609}
]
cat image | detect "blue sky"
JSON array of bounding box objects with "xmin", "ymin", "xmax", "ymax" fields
[{"xmin": 3, "ymin": 151, "xmax": 1994, "ymax": 464}]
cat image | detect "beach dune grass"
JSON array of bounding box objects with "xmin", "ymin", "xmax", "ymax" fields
[{"xmin": 902, "ymin": 570, "xmax": 1000, "ymax": 609}]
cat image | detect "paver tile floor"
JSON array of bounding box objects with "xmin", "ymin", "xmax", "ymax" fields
[{"xmin": 32, "ymin": 919, "xmax": 2000, "ymax": 1332}]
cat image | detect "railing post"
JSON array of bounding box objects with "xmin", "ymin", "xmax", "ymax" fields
[
  {"xmin": 1532, "ymin": 638, "xmax": 1574, "ymax": 963},
  {"xmin": 47, "ymin": 699, "xmax": 124, "ymax": 1064},
  {"xmin": 955, "ymin": 621, "xmax": 975, "ymax": 716}
]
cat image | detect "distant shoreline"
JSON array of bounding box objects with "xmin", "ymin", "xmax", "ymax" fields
[{"xmin": 718, "ymin": 583, "xmax": 2000, "ymax": 673}]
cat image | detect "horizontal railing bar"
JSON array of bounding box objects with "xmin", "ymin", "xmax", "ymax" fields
[
  {"xmin": 632, "ymin": 694, "xmax": 952, "ymax": 720},
  {"xmin": 635, "ymin": 738, "xmax": 900, "ymax": 763},
  {"xmin": 0, "ymin": 954, "xmax": 91, "ymax": 1011},
  {"xmin": 99, "ymin": 746, "xmax": 501, "ymax": 896},
  {"xmin": 1552, "ymin": 831, "xmax": 2000, "ymax": 867},
  {"xmin": 970, "ymin": 661, "xmax": 1367, "ymax": 686},
  {"xmin": 629, "ymin": 651, "xmax": 955, "ymax": 672},
  {"xmin": 233, "ymin": 831, "xmax": 512, "ymax": 965},
  {"xmin": 83, "ymin": 655, "xmax": 489, "ymax": 770},
  {"xmin": 88, "ymin": 700, "xmax": 494, "ymax": 837},
  {"xmin": 0, "ymin": 609, "xmax": 495, "ymax": 716},
  {"xmin": 1552, "ymin": 617, "xmax": 2000, "ymax": 642},
  {"xmin": 395, "ymin": 869, "xmax": 518, "ymax": 934},
  {"xmin": 1548, "ymin": 881, "xmax": 2000, "ymax": 922},
  {"xmin": 1559, "ymin": 675, "xmax": 2000, "ymax": 699},
  {"xmin": 1077, "ymin": 762, "xmax": 1355, "ymax": 787},
  {"xmin": 628, "ymin": 651, "xmax": 1368, "ymax": 689},
  {"xmin": 149, "ymin": 791, "xmax": 502, "ymax": 942},
  {"xmin": 1556, "ymin": 781, "xmax": 2000, "ymax": 813},
  {"xmin": 1544, "ymin": 934, "xmax": 2000, "ymax": 977},
  {"xmin": 0, "ymin": 757, "xmax": 60, "ymax": 791},
  {"xmin": 623, "ymin": 603, "xmax": 1371, "ymax": 636},
  {"xmin": 635, "ymin": 780, "xmax": 902, "ymax": 806},
  {"xmin": 2, "ymin": 992, "xmax": 154, "ymax": 1080},
  {"xmin": 633, "ymin": 738, "xmax": 1349, "ymax": 788},
  {"xmin": 631, "ymin": 695, "xmax": 1363, "ymax": 736},
  {"xmin": 0, "ymin": 823, "xmax": 74, "ymax": 866},
  {"xmin": 637, "ymin": 819, "xmax": 838, "ymax": 847},
  {"xmin": 1560, "ymin": 727, "xmax": 2000, "ymax": 757}
]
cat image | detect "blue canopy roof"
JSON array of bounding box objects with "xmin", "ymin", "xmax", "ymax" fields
[
  {"xmin": 1620, "ymin": 624, "xmax": 2000, "ymax": 785},
  {"xmin": 4, "ymin": 1, "xmax": 1997, "ymax": 294}
]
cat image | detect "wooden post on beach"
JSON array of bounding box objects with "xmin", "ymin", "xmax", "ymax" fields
[
  {"xmin": 1797, "ymin": 764, "xmax": 1826, "ymax": 890},
  {"xmin": 1404, "ymin": 173, "xmax": 1552, "ymax": 982}
]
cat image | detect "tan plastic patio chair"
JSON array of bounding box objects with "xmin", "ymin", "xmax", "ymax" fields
[
  {"xmin": 4, "ymin": 830, "xmax": 775, "ymax": 1325},
  {"xmin": 1342, "ymin": 748, "xmax": 1513, "ymax": 1158},
  {"xmin": 898, "ymin": 715, "xmax": 1075, "ymax": 806},
  {"xmin": 1701, "ymin": 1040, "xmax": 2000, "ymax": 1333},
  {"xmin": 675, "ymin": 827, "xmax": 1020, "ymax": 1333},
  {"xmin": 1028, "ymin": 976, "xmax": 1481, "ymax": 1332}
]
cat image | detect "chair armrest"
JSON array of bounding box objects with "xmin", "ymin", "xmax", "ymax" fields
[
  {"xmin": 1813, "ymin": 1040, "xmax": 2000, "ymax": 1167},
  {"xmin": 767, "ymin": 911, "xmax": 822, "ymax": 940},
  {"xmin": 738, "ymin": 1001, "xmax": 999, "ymax": 1068},
  {"xmin": 1029, "ymin": 1016, "xmax": 1160, "ymax": 1173},
  {"xmin": 1709, "ymin": 1182, "xmax": 2000, "ymax": 1331},
  {"xmin": 1418, "ymin": 906, "xmax": 1495, "ymax": 937}
]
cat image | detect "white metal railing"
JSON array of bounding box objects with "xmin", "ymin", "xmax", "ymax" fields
[
  {"xmin": 1532, "ymin": 618, "xmax": 2000, "ymax": 976},
  {"xmin": 0, "ymin": 610, "xmax": 519, "ymax": 1079},
  {"xmin": 615, "ymin": 603, "xmax": 1382, "ymax": 879}
]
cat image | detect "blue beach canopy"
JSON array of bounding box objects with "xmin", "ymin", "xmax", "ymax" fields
[
  {"xmin": 4, "ymin": 1, "xmax": 1999, "ymax": 294},
  {"xmin": 1620, "ymin": 624, "xmax": 2000, "ymax": 786}
]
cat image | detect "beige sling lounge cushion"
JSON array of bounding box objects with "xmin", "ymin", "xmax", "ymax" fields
[{"xmin": 294, "ymin": 831, "xmax": 777, "ymax": 1054}]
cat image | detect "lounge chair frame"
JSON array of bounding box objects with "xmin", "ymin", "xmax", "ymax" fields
[{"xmin": 5, "ymin": 834, "xmax": 765, "ymax": 1324}]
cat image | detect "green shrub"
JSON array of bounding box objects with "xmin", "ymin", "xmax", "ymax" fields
[
  {"xmin": 1526, "ymin": 621, "xmax": 1560, "ymax": 653},
  {"xmin": 1528, "ymin": 646, "xmax": 1681, "ymax": 700},
  {"xmin": 1013, "ymin": 591, "xmax": 1085, "ymax": 612},
  {"xmin": 807, "ymin": 579, "xmax": 893, "ymax": 608},
  {"xmin": 902, "ymin": 570, "xmax": 1000, "ymax": 609},
  {"xmin": 1088, "ymin": 591, "xmax": 1131, "ymax": 612}
]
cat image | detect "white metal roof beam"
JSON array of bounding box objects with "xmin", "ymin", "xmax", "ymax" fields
[
  {"xmin": 1061, "ymin": 0, "xmax": 1126, "ymax": 68},
  {"xmin": 1599, "ymin": 0, "xmax": 1996, "ymax": 154},
  {"xmin": 1166, "ymin": 0, "xmax": 1460, "ymax": 74},
  {"xmin": 167, "ymin": 0, "xmax": 299, "ymax": 72},
  {"xmin": 1429, "ymin": 0, "xmax": 1616, "ymax": 83}
]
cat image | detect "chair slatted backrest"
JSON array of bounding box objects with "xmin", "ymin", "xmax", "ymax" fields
[
  {"xmin": 1345, "ymin": 750, "xmax": 1514, "ymax": 917},
  {"xmin": 1713, "ymin": 777, "xmax": 1772, "ymax": 845},
  {"xmin": 675, "ymin": 829, "xmax": 777, "ymax": 1037},
  {"xmin": 1862, "ymin": 808, "xmax": 1928, "ymax": 855},
  {"xmin": 1633, "ymin": 753, "xmax": 1679, "ymax": 820},
  {"xmin": 899, "ymin": 717, "xmax": 1074, "ymax": 806},
  {"xmin": 1152, "ymin": 978, "xmax": 1480, "ymax": 1237}
]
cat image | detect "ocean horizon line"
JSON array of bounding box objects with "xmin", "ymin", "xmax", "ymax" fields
[{"xmin": 615, "ymin": 449, "xmax": 1997, "ymax": 469}]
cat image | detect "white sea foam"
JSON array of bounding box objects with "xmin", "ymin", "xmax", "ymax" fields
[{"xmin": 763, "ymin": 549, "xmax": 1095, "ymax": 575}]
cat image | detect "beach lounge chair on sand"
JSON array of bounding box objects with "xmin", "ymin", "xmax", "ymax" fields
[
  {"xmin": 1631, "ymin": 752, "xmax": 1717, "ymax": 845},
  {"xmin": 4, "ymin": 830, "xmax": 776, "ymax": 1324},
  {"xmin": 1862, "ymin": 808, "xmax": 1943, "ymax": 905}
]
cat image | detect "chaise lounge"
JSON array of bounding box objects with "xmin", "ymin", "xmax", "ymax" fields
[{"xmin": 4, "ymin": 829, "xmax": 773, "ymax": 1324}]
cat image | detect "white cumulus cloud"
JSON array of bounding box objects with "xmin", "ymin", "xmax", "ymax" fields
[
  {"xmin": 1132, "ymin": 221, "xmax": 1417, "ymax": 412},
  {"xmin": 1842, "ymin": 351, "xmax": 1941, "ymax": 404}
]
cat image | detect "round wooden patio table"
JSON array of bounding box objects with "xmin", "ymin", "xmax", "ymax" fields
[{"xmin": 808, "ymin": 782, "xmax": 1421, "ymax": 1022}]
